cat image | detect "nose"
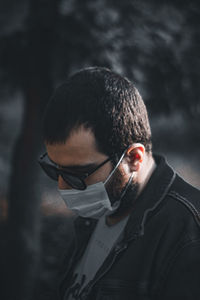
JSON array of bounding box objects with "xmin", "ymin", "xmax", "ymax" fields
[{"xmin": 58, "ymin": 175, "xmax": 71, "ymax": 190}]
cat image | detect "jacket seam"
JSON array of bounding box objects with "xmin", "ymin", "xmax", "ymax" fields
[
  {"xmin": 168, "ymin": 191, "xmax": 200, "ymax": 227},
  {"xmin": 139, "ymin": 173, "xmax": 176, "ymax": 235}
]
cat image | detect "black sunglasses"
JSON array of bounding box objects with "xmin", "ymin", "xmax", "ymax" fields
[{"xmin": 38, "ymin": 152, "xmax": 112, "ymax": 190}]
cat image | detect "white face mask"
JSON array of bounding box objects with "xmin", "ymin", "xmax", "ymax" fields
[
  {"xmin": 58, "ymin": 149, "xmax": 134, "ymax": 219},
  {"xmin": 58, "ymin": 181, "xmax": 120, "ymax": 219}
]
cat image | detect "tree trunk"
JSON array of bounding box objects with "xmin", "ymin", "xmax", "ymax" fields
[
  {"xmin": 4, "ymin": 81, "xmax": 52, "ymax": 300},
  {"xmin": 3, "ymin": 0, "xmax": 60, "ymax": 298}
]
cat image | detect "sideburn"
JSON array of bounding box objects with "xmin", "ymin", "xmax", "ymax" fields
[
  {"xmin": 114, "ymin": 182, "xmax": 139, "ymax": 217},
  {"xmin": 105, "ymin": 164, "xmax": 140, "ymax": 217},
  {"xmin": 105, "ymin": 167, "xmax": 125, "ymax": 204}
]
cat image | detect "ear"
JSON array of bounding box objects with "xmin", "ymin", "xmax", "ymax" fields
[{"xmin": 125, "ymin": 143, "xmax": 145, "ymax": 172}]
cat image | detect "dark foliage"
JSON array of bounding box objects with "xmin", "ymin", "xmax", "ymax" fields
[{"xmin": 0, "ymin": 0, "xmax": 199, "ymax": 299}]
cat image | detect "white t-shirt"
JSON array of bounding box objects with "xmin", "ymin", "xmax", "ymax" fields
[{"xmin": 65, "ymin": 214, "xmax": 129, "ymax": 300}]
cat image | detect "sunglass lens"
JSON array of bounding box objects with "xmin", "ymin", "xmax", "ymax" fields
[
  {"xmin": 40, "ymin": 163, "xmax": 58, "ymax": 181},
  {"xmin": 62, "ymin": 173, "xmax": 86, "ymax": 190}
]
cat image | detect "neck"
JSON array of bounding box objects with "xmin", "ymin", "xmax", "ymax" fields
[
  {"xmin": 137, "ymin": 153, "xmax": 156, "ymax": 195},
  {"xmin": 106, "ymin": 210, "xmax": 130, "ymax": 226}
]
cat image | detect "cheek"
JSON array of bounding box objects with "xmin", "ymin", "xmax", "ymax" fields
[
  {"xmin": 106, "ymin": 169, "xmax": 125, "ymax": 198},
  {"xmin": 58, "ymin": 175, "xmax": 72, "ymax": 190}
]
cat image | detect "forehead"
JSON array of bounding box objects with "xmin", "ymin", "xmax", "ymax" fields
[{"xmin": 45, "ymin": 127, "xmax": 107, "ymax": 166}]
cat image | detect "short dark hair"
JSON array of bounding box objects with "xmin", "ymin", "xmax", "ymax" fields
[{"xmin": 43, "ymin": 67, "xmax": 152, "ymax": 161}]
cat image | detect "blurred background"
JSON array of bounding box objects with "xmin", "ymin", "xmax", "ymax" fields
[{"xmin": 0, "ymin": 0, "xmax": 199, "ymax": 299}]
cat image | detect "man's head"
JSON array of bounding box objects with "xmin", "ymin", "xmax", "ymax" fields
[{"xmin": 43, "ymin": 67, "xmax": 153, "ymax": 216}]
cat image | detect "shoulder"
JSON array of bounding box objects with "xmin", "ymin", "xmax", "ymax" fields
[
  {"xmin": 167, "ymin": 174, "xmax": 200, "ymax": 229},
  {"xmin": 151, "ymin": 175, "xmax": 200, "ymax": 298},
  {"xmin": 169, "ymin": 174, "xmax": 200, "ymax": 206},
  {"xmin": 145, "ymin": 172, "xmax": 200, "ymax": 260},
  {"xmin": 154, "ymin": 174, "xmax": 200, "ymax": 275}
]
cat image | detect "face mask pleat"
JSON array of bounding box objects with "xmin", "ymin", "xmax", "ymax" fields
[{"xmin": 58, "ymin": 182, "xmax": 119, "ymax": 219}]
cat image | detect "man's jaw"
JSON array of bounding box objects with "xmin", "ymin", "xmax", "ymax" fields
[{"xmin": 107, "ymin": 175, "xmax": 140, "ymax": 219}]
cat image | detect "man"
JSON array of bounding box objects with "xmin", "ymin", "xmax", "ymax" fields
[{"xmin": 39, "ymin": 67, "xmax": 200, "ymax": 300}]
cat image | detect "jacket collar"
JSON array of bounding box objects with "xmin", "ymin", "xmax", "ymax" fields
[
  {"xmin": 74, "ymin": 154, "xmax": 176, "ymax": 242},
  {"xmin": 124, "ymin": 154, "xmax": 176, "ymax": 241}
]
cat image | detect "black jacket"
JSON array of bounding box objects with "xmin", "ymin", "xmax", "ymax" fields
[{"xmin": 59, "ymin": 155, "xmax": 200, "ymax": 300}]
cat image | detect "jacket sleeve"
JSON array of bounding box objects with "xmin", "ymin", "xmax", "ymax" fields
[{"xmin": 157, "ymin": 239, "xmax": 200, "ymax": 300}]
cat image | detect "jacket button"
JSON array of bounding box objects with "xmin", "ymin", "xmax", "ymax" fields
[{"xmin": 85, "ymin": 220, "xmax": 90, "ymax": 226}]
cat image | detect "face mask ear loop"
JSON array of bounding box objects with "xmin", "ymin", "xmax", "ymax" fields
[
  {"xmin": 104, "ymin": 147, "xmax": 128, "ymax": 186},
  {"xmin": 118, "ymin": 171, "xmax": 134, "ymax": 201}
]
